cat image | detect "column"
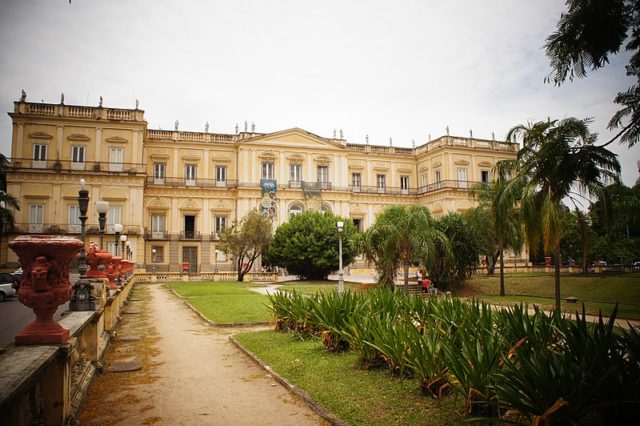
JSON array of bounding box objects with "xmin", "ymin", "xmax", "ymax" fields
[
  {"xmin": 204, "ymin": 150, "xmax": 210, "ymax": 180},
  {"xmin": 131, "ymin": 130, "xmax": 140, "ymax": 164},
  {"xmin": 173, "ymin": 147, "xmax": 179, "ymax": 178},
  {"xmin": 95, "ymin": 128, "xmax": 102, "ymax": 162},
  {"xmin": 306, "ymin": 153, "xmax": 313, "ymax": 181},
  {"xmin": 56, "ymin": 126, "xmax": 64, "ymax": 159},
  {"xmin": 15, "ymin": 123, "xmax": 24, "ymax": 158}
]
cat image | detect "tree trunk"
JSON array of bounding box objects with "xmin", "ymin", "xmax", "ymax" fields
[
  {"xmin": 554, "ymin": 244, "xmax": 561, "ymax": 310},
  {"xmin": 499, "ymin": 243, "xmax": 505, "ymax": 296},
  {"xmin": 403, "ymin": 260, "xmax": 409, "ymax": 293}
]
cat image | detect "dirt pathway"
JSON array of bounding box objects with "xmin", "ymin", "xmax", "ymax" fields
[{"xmin": 77, "ymin": 284, "xmax": 322, "ymax": 425}]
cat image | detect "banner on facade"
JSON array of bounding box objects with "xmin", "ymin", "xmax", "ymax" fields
[
  {"xmin": 259, "ymin": 179, "xmax": 277, "ymax": 219},
  {"xmin": 302, "ymin": 181, "xmax": 322, "ymax": 211}
]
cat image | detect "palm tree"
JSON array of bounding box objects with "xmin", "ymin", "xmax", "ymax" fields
[
  {"xmin": 356, "ymin": 205, "xmax": 448, "ymax": 291},
  {"xmin": 470, "ymin": 180, "xmax": 523, "ymax": 296},
  {"xmin": 497, "ymin": 118, "xmax": 620, "ymax": 309}
]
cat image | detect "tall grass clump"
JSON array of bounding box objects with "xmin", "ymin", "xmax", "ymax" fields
[{"xmin": 266, "ymin": 288, "xmax": 640, "ymax": 424}]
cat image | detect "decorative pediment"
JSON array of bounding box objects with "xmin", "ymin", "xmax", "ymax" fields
[
  {"xmin": 478, "ymin": 161, "xmax": 493, "ymax": 167},
  {"xmin": 67, "ymin": 134, "xmax": 91, "ymax": 142},
  {"xmin": 147, "ymin": 197, "xmax": 170, "ymax": 210},
  {"xmin": 241, "ymin": 128, "xmax": 345, "ymax": 150},
  {"xmin": 105, "ymin": 136, "xmax": 128, "ymax": 144},
  {"xmin": 454, "ymin": 160, "xmax": 470, "ymax": 166},
  {"xmin": 397, "ymin": 167, "xmax": 413, "ymax": 173},
  {"xmin": 213, "ymin": 153, "xmax": 233, "ymax": 163},
  {"xmin": 29, "ymin": 131, "xmax": 52, "ymax": 139},
  {"xmin": 432, "ymin": 162, "xmax": 442, "ymax": 168},
  {"xmin": 258, "ymin": 151, "xmax": 277, "ymax": 161},
  {"xmin": 314, "ymin": 155, "xmax": 332, "ymax": 165},
  {"xmin": 286, "ymin": 154, "xmax": 305, "ymax": 163}
]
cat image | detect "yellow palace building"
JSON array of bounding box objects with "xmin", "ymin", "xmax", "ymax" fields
[{"xmin": 2, "ymin": 96, "xmax": 518, "ymax": 272}]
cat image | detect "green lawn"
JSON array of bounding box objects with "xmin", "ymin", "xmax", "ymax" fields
[
  {"xmin": 165, "ymin": 281, "xmax": 271, "ymax": 324},
  {"xmin": 461, "ymin": 272, "xmax": 640, "ymax": 320},
  {"xmin": 234, "ymin": 330, "xmax": 463, "ymax": 426},
  {"xmin": 277, "ymin": 280, "xmax": 372, "ymax": 294}
]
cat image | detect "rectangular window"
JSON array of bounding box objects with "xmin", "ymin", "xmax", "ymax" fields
[
  {"xmin": 68, "ymin": 205, "xmax": 81, "ymax": 233},
  {"xmin": 261, "ymin": 162, "xmax": 274, "ymax": 180},
  {"xmin": 154, "ymin": 163, "xmax": 166, "ymax": 184},
  {"xmin": 400, "ymin": 175, "xmax": 409, "ymax": 193},
  {"xmin": 376, "ymin": 174, "xmax": 386, "ymax": 193},
  {"xmin": 457, "ymin": 168, "xmax": 468, "ymax": 188},
  {"xmin": 215, "ymin": 166, "xmax": 227, "ymax": 187},
  {"xmin": 214, "ymin": 216, "xmax": 227, "ymax": 237},
  {"xmin": 71, "ymin": 145, "xmax": 85, "ymax": 170},
  {"xmin": 109, "ymin": 147, "xmax": 124, "ymax": 172},
  {"xmin": 185, "ymin": 164, "xmax": 197, "ymax": 186},
  {"xmin": 152, "ymin": 246, "xmax": 164, "ymax": 263},
  {"xmin": 317, "ymin": 166, "xmax": 329, "ymax": 189},
  {"xmin": 481, "ymin": 170, "xmax": 490, "ymax": 183},
  {"xmin": 29, "ymin": 204, "xmax": 44, "ymax": 233},
  {"xmin": 289, "ymin": 164, "xmax": 301, "ymax": 181},
  {"xmin": 107, "ymin": 205, "xmax": 122, "ymax": 233},
  {"xmin": 33, "ymin": 144, "xmax": 47, "ymax": 168},
  {"xmin": 352, "ymin": 173, "xmax": 361, "ymax": 191},
  {"xmin": 435, "ymin": 170, "xmax": 441, "ymax": 189},
  {"xmin": 421, "ymin": 173, "xmax": 428, "ymax": 188},
  {"xmin": 107, "ymin": 242, "xmax": 118, "ymax": 257},
  {"xmin": 151, "ymin": 214, "xmax": 165, "ymax": 239}
]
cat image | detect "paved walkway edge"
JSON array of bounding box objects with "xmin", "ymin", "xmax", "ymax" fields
[
  {"xmin": 162, "ymin": 284, "xmax": 271, "ymax": 328},
  {"xmin": 229, "ymin": 335, "xmax": 347, "ymax": 426}
]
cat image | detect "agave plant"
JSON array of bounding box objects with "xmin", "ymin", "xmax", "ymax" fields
[
  {"xmin": 307, "ymin": 290, "xmax": 361, "ymax": 352},
  {"xmin": 403, "ymin": 323, "xmax": 450, "ymax": 397},
  {"xmin": 363, "ymin": 315, "xmax": 415, "ymax": 377}
]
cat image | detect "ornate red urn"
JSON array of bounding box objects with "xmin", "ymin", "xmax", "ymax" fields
[
  {"xmin": 9, "ymin": 235, "xmax": 84, "ymax": 345},
  {"xmin": 106, "ymin": 256, "xmax": 122, "ymax": 289},
  {"xmin": 86, "ymin": 242, "xmax": 112, "ymax": 279}
]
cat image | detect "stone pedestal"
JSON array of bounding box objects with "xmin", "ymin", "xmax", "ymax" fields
[{"xmin": 9, "ymin": 235, "xmax": 84, "ymax": 345}]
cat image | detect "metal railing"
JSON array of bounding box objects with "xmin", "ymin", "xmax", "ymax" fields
[
  {"xmin": 179, "ymin": 231, "xmax": 202, "ymax": 240},
  {"xmin": 9, "ymin": 158, "xmax": 146, "ymax": 175},
  {"xmin": 145, "ymin": 177, "xmax": 239, "ymax": 189}
]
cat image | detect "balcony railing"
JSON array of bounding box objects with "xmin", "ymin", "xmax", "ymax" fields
[
  {"xmin": 180, "ymin": 231, "xmax": 201, "ymax": 240},
  {"xmin": 9, "ymin": 158, "xmax": 146, "ymax": 175},
  {"xmin": 10, "ymin": 223, "xmax": 140, "ymax": 235},
  {"xmin": 144, "ymin": 229, "xmax": 170, "ymax": 240},
  {"xmin": 145, "ymin": 177, "xmax": 239, "ymax": 189}
]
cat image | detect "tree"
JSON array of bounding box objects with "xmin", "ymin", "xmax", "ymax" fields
[
  {"xmin": 266, "ymin": 211, "xmax": 356, "ymax": 280},
  {"xmin": 498, "ymin": 117, "xmax": 620, "ymax": 309},
  {"xmin": 355, "ymin": 205, "xmax": 447, "ymax": 291},
  {"xmin": 468, "ymin": 180, "xmax": 523, "ymax": 296},
  {"xmin": 218, "ymin": 210, "xmax": 273, "ymax": 282},
  {"xmin": 545, "ymin": 0, "xmax": 640, "ymax": 147},
  {"xmin": 426, "ymin": 212, "xmax": 483, "ymax": 291}
]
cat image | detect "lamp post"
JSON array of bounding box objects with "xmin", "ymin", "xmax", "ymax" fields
[
  {"xmin": 126, "ymin": 241, "xmax": 132, "ymax": 261},
  {"xmin": 70, "ymin": 179, "xmax": 95, "ymax": 311},
  {"xmin": 95, "ymin": 200, "xmax": 109, "ymax": 250},
  {"xmin": 120, "ymin": 234, "xmax": 127, "ymax": 260},
  {"xmin": 151, "ymin": 248, "xmax": 157, "ymax": 273},
  {"xmin": 214, "ymin": 249, "xmax": 220, "ymax": 273},
  {"xmin": 113, "ymin": 223, "xmax": 123, "ymax": 257},
  {"xmin": 337, "ymin": 221, "xmax": 344, "ymax": 293}
]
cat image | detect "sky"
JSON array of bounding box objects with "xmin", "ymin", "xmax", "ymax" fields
[{"xmin": 0, "ymin": 0, "xmax": 638, "ymax": 185}]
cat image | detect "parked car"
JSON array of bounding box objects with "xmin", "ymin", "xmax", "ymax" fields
[
  {"xmin": 634, "ymin": 261, "xmax": 640, "ymax": 272},
  {"xmin": 0, "ymin": 273, "xmax": 18, "ymax": 301}
]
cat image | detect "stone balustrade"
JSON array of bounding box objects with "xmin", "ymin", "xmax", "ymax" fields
[{"xmin": 0, "ymin": 276, "xmax": 135, "ymax": 426}]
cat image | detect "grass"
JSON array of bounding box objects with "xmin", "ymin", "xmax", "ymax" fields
[
  {"xmin": 277, "ymin": 280, "xmax": 372, "ymax": 294},
  {"xmin": 461, "ymin": 272, "xmax": 640, "ymax": 319},
  {"xmin": 166, "ymin": 281, "xmax": 271, "ymax": 324},
  {"xmin": 234, "ymin": 330, "xmax": 463, "ymax": 426}
]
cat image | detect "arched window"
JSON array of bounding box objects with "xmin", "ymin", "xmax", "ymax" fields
[
  {"xmin": 320, "ymin": 203, "xmax": 332, "ymax": 213},
  {"xmin": 289, "ymin": 203, "xmax": 304, "ymax": 218}
]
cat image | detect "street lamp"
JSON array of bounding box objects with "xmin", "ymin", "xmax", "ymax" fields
[
  {"xmin": 214, "ymin": 249, "xmax": 220, "ymax": 273},
  {"xmin": 151, "ymin": 248, "xmax": 157, "ymax": 273},
  {"xmin": 95, "ymin": 200, "xmax": 109, "ymax": 250},
  {"xmin": 120, "ymin": 234, "xmax": 127, "ymax": 260},
  {"xmin": 337, "ymin": 221, "xmax": 344, "ymax": 293},
  {"xmin": 70, "ymin": 178, "xmax": 95, "ymax": 311},
  {"xmin": 126, "ymin": 241, "xmax": 132, "ymax": 261},
  {"xmin": 113, "ymin": 223, "xmax": 123, "ymax": 257}
]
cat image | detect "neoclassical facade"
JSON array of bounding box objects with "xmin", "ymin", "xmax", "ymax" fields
[{"xmin": 3, "ymin": 98, "xmax": 518, "ymax": 272}]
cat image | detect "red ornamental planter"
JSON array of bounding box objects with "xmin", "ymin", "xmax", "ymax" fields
[
  {"xmin": 86, "ymin": 242, "xmax": 112, "ymax": 279},
  {"xmin": 9, "ymin": 235, "xmax": 84, "ymax": 345},
  {"xmin": 106, "ymin": 256, "xmax": 122, "ymax": 289}
]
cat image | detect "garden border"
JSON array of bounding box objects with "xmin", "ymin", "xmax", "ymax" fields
[
  {"xmin": 162, "ymin": 283, "xmax": 270, "ymax": 327},
  {"xmin": 229, "ymin": 335, "xmax": 347, "ymax": 426}
]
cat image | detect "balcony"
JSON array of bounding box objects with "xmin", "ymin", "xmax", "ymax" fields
[
  {"xmin": 10, "ymin": 223, "xmax": 139, "ymax": 236},
  {"xmin": 180, "ymin": 231, "xmax": 202, "ymax": 241},
  {"xmin": 144, "ymin": 228, "xmax": 170, "ymax": 240},
  {"xmin": 9, "ymin": 158, "xmax": 146, "ymax": 175},
  {"xmin": 145, "ymin": 177, "xmax": 239, "ymax": 189}
]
